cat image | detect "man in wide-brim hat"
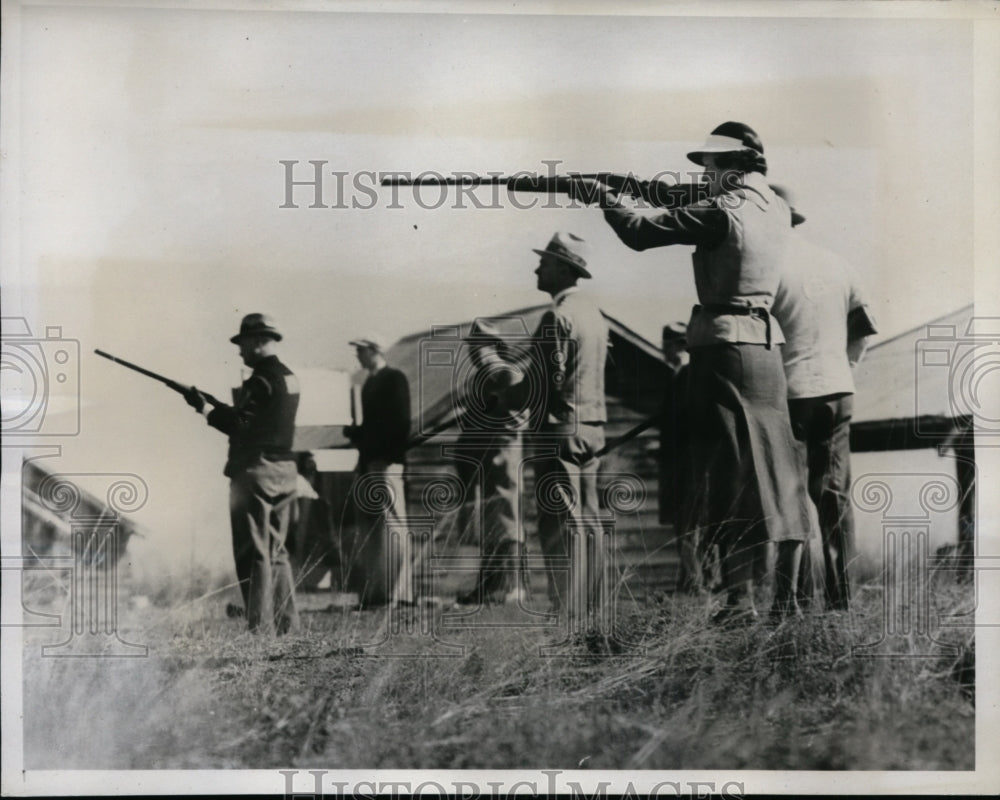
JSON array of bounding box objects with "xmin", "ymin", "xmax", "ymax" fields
[
  {"xmin": 526, "ymin": 232, "xmax": 612, "ymax": 647},
  {"xmin": 185, "ymin": 312, "xmax": 301, "ymax": 634}
]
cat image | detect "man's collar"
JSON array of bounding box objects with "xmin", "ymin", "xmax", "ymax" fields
[
  {"xmin": 552, "ymin": 286, "xmax": 579, "ymax": 306},
  {"xmin": 741, "ymin": 171, "xmax": 771, "ymax": 195},
  {"xmin": 252, "ymin": 354, "xmax": 279, "ymax": 369}
]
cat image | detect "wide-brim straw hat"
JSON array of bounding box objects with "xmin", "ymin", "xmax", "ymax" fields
[{"xmin": 532, "ymin": 231, "xmax": 593, "ymax": 279}]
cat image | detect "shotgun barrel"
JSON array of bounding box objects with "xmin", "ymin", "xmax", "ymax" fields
[
  {"xmin": 94, "ymin": 349, "xmax": 224, "ymax": 407},
  {"xmin": 382, "ymin": 173, "xmax": 707, "ymax": 209}
]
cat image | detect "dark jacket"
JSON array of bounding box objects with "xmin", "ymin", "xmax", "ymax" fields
[
  {"xmin": 348, "ymin": 366, "xmax": 411, "ymax": 465},
  {"xmin": 207, "ymin": 355, "xmax": 300, "ymax": 478}
]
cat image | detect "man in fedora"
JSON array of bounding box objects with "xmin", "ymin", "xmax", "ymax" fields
[
  {"xmin": 527, "ymin": 232, "xmax": 610, "ymax": 642},
  {"xmin": 185, "ymin": 312, "xmax": 301, "ymax": 634},
  {"xmin": 770, "ymin": 184, "xmax": 878, "ymax": 611},
  {"xmin": 342, "ymin": 335, "xmax": 414, "ymax": 607}
]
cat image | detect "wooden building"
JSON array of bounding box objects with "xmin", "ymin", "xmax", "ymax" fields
[
  {"xmin": 850, "ymin": 304, "xmax": 975, "ymax": 450},
  {"xmin": 293, "ymin": 302, "xmax": 980, "ymax": 603},
  {"xmin": 21, "ymin": 458, "xmax": 143, "ymax": 566},
  {"xmin": 380, "ymin": 304, "xmax": 676, "ymax": 602},
  {"xmin": 849, "ymin": 304, "xmax": 977, "ymax": 567}
]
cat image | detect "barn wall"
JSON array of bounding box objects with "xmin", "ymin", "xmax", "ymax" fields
[{"xmin": 21, "ymin": 461, "xmax": 137, "ymax": 566}]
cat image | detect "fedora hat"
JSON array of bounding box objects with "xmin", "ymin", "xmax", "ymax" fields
[
  {"xmin": 687, "ymin": 121, "xmax": 764, "ymax": 166},
  {"xmin": 769, "ymin": 183, "xmax": 806, "ymax": 227},
  {"xmin": 532, "ymin": 231, "xmax": 592, "ymax": 279},
  {"xmin": 230, "ymin": 312, "xmax": 282, "ymax": 344}
]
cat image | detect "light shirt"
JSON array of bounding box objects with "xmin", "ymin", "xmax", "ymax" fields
[
  {"xmin": 771, "ymin": 232, "xmax": 870, "ymax": 399},
  {"xmin": 552, "ymin": 286, "xmax": 580, "ymax": 307}
]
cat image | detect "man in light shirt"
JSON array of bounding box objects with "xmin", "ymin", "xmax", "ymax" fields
[
  {"xmin": 770, "ymin": 185, "xmax": 879, "ymax": 611},
  {"xmin": 529, "ymin": 232, "xmax": 610, "ymax": 643}
]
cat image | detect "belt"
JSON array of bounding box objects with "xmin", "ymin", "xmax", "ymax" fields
[{"xmin": 695, "ymin": 303, "xmax": 774, "ymax": 349}]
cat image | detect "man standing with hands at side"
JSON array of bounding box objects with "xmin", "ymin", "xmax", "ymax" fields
[
  {"xmin": 770, "ymin": 184, "xmax": 878, "ymax": 611},
  {"xmin": 527, "ymin": 232, "xmax": 610, "ymax": 643},
  {"xmin": 343, "ymin": 336, "xmax": 414, "ymax": 607},
  {"xmin": 185, "ymin": 312, "xmax": 301, "ymax": 635}
]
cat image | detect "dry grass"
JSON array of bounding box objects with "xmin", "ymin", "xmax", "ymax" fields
[{"xmin": 20, "ymin": 565, "xmax": 974, "ymax": 771}]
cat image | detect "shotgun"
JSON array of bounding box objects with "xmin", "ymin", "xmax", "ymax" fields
[
  {"xmin": 95, "ymin": 349, "xmax": 225, "ymax": 408},
  {"xmin": 404, "ymin": 404, "xmax": 469, "ymax": 451},
  {"xmin": 595, "ymin": 410, "xmax": 665, "ymax": 458}
]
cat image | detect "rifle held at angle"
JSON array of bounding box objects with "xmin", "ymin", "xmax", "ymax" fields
[{"xmin": 94, "ymin": 349, "xmax": 225, "ymax": 408}]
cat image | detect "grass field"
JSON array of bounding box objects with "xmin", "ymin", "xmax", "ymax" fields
[{"xmin": 20, "ymin": 563, "xmax": 974, "ymax": 772}]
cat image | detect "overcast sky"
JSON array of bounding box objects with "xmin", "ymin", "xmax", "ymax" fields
[{"xmin": 2, "ymin": 3, "xmax": 995, "ymax": 574}]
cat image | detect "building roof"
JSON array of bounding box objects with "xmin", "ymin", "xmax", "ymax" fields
[
  {"xmin": 384, "ymin": 303, "xmax": 667, "ymax": 434},
  {"xmin": 21, "ymin": 458, "xmax": 145, "ymax": 561},
  {"xmin": 852, "ymin": 304, "xmax": 975, "ymax": 425}
]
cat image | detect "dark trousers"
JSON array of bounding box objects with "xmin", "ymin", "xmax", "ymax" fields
[
  {"xmin": 453, "ymin": 433, "xmax": 525, "ymax": 595},
  {"xmin": 535, "ymin": 423, "xmax": 605, "ymax": 630},
  {"xmin": 229, "ymin": 457, "xmax": 300, "ymax": 634},
  {"xmin": 789, "ymin": 393, "xmax": 855, "ymax": 610}
]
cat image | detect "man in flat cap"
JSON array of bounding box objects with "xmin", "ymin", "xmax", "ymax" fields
[
  {"xmin": 527, "ymin": 232, "xmax": 610, "ymax": 641},
  {"xmin": 343, "ymin": 335, "xmax": 414, "ymax": 607},
  {"xmin": 770, "ymin": 184, "xmax": 878, "ymax": 611},
  {"xmin": 185, "ymin": 312, "xmax": 301, "ymax": 634}
]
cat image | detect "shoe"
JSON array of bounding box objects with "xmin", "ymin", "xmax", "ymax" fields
[
  {"xmin": 502, "ymin": 586, "xmax": 529, "ymax": 605},
  {"xmin": 457, "ymin": 543, "xmax": 530, "ymax": 607},
  {"xmin": 584, "ymin": 629, "xmax": 623, "ymax": 655},
  {"xmin": 455, "ymin": 587, "xmax": 485, "ymax": 606}
]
